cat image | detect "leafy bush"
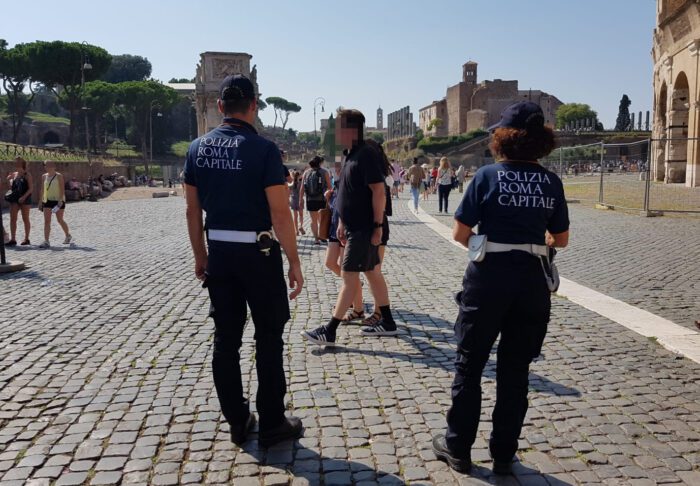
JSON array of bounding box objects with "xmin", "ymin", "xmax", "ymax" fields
[{"xmin": 417, "ymin": 129, "xmax": 487, "ymax": 153}]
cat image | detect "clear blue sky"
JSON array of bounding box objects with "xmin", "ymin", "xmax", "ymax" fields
[{"xmin": 3, "ymin": 0, "xmax": 656, "ymax": 133}]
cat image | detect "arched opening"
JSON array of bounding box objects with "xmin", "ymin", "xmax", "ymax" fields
[
  {"xmin": 667, "ymin": 72, "xmax": 689, "ymax": 183},
  {"xmin": 43, "ymin": 131, "xmax": 60, "ymax": 145}
]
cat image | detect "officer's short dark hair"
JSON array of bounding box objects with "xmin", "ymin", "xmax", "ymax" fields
[
  {"xmin": 413, "ymin": 157, "xmax": 419, "ymax": 164},
  {"xmin": 337, "ymin": 109, "xmax": 365, "ymax": 140},
  {"xmin": 222, "ymin": 97, "xmax": 255, "ymax": 116},
  {"xmin": 490, "ymin": 126, "xmax": 556, "ymax": 161}
]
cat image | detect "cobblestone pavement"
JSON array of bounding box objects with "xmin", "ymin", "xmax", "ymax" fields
[
  {"xmin": 1, "ymin": 196, "xmax": 699, "ymax": 485},
  {"xmin": 418, "ymin": 188, "xmax": 700, "ymax": 330}
]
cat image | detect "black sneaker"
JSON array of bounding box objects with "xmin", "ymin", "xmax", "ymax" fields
[
  {"xmin": 259, "ymin": 416, "xmax": 303, "ymax": 448},
  {"xmin": 432, "ymin": 434, "xmax": 471, "ymax": 473},
  {"xmin": 230, "ymin": 412, "xmax": 256, "ymax": 445},
  {"xmin": 301, "ymin": 325, "xmax": 336, "ymax": 346},
  {"xmin": 360, "ymin": 319, "xmax": 398, "ymax": 336},
  {"xmin": 6, "ymin": 240, "xmax": 16, "ymax": 247},
  {"xmin": 489, "ymin": 450, "xmax": 514, "ymax": 475}
]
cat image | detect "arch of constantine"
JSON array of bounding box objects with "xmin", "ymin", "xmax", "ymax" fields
[{"xmin": 194, "ymin": 52, "xmax": 259, "ymax": 136}]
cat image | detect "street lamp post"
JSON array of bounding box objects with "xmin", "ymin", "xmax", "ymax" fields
[
  {"xmin": 313, "ymin": 97, "xmax": 325, "ymax": 138},
  {"xmin": 149, "ymin": 100, "xmax": 163, "ymax": 168},
  {"xmin": 80, "ymin": 42, "xmax": 93, "ymax": 153}
]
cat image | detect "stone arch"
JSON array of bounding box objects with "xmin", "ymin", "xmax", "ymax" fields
[
  {"xmin": 42, "ymin": 130, "xmax": 60, "ymax": 145},
  {"xmin": 666, "ymin": 72, "xmax": 689, "ymax": 182},
  {"xmin": 657, "ymin": 82, "xmax": 668, "ymax": 130}
]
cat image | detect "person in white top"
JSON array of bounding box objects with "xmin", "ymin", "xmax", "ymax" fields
[
  {"xmin": 436, "ymin": 157, "xmax": 455, "ymax": 213},
  {"xmin": 455, "ymin": 165, "xmax": 466, "ymax": 193}
]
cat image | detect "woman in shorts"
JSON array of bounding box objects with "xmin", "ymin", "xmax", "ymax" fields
[
  {"xmin": 5, "ymin": 157, "xmax": 33, "ymax": 246},
  {"xmin": 300, "ymin": 156, "xmax": 332, "ymax": 244},
  {"xmin": 289, "ymin": 170, "xmax": 305, "ymax": 236},
  {"xmin": 39, "ymin": 160, "xmax": 72, "ymax": 249}
]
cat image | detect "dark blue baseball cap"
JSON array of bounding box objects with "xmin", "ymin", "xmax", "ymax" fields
[
  {"xmin": 219, "ymin": 74, "xmax": 256, "ymax": 101},
  {"xmin": 488, "ymin": 101, "xmax": 545, "ymax": 132}
]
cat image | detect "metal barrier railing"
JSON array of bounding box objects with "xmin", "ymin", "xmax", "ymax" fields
[{"xmin": 542, "ymin": 139, "xmax": 700, "ymax": 215}]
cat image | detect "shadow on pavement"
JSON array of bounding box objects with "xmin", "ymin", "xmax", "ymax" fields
[{"xmin": 237, "ymin": 437, "xmax": 404, "ymax": 485}]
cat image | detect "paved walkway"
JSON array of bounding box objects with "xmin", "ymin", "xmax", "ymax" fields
[
  {"xmin": 0, "ymin": 196, "xmax": 699, "ymax": 485},
  {"xmin": 420, "ymin": 189, "xmax": 700, "ymax": 330}
]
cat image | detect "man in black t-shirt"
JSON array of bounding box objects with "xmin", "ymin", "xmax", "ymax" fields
[{"xmin": 301, "ymin": 109, "xmax": 398, "ymax": 346}]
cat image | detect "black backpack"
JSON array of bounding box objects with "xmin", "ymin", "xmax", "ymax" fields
[{"xmin": 304, "ymin": 169, "xmax": 325, "ymax": 200}]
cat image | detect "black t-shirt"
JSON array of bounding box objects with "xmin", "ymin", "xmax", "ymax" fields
[
  {"xmin": 455, "ymin": 161, "xmax": 569, "ymax": 245},
  {"xmin": 183, "ymin": 118, "xmax": 286, "ymax": 232},
  {"xmin": 337, "ymin": 143, "xmax": 385, "ymax": 231}
]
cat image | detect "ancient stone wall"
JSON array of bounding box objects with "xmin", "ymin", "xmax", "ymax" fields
[{"xmin": 0, "ymin": 161, "xmax": 128, "ymax": 209}]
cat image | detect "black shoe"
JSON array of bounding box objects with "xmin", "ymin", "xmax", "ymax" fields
[
  {"xmin": 6, "ymin": 240, "xmax": 16, "ymax": 247},
  {"xmin": 230, "ymin": 412, "xmax": 256, "ymax": 445},
  {"xmin": 432, "ymin": 434, "xmax": 471, "ymax": 473},
  {"xmin": 359, "ymin": 319, "xmax": 398, "ymax": 336},
  {"xmin": 489, "ymin": 450, "xmax": 513, "ymax": 475},
  {"xmin": 259, "ymin": 416, "xmax": 303, "ymax": 448},
  {"xmin": 301, "ymin": 325, "xmax": 336, "ymax": 346}
]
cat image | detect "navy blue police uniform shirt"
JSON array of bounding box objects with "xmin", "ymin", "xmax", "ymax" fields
[
  {"xmin": 336, "ymin": 143, "xmax": 385, "ymax": 232},
  {"xmin": 183, "ymin": 118, "xmax": 286, "ymax": 232},
  {"xmin": 455, "ymin": 162, "xmax": 569, "ymax": 245}
]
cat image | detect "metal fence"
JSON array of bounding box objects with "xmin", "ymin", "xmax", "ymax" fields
[
  {"xmin": 541, "ymin": 139, "xmax": 700, "ymax": 215},
  {"xmin": 0, "ymin": 142, "xmax": 98, "ymax": 162}
]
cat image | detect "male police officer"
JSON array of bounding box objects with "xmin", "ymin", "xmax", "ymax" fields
[{"xmin": 184, "ymin": 74, "xmax": 304, "ymax": 447}]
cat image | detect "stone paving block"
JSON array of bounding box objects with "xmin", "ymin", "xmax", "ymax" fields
[{"xmin": 0, "ymin": 196, "xmax": 699, "ymax": 486}]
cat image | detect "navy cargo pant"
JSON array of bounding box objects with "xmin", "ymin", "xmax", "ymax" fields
[
  {"xmin": 206, "ymin": 240, "xmax": 290, "ymax": 433},
  {"xmin": 445, "ymin": 252, "xmax": 550, "ymax": 462}
]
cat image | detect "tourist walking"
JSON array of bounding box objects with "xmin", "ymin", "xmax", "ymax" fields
[
  {"xmin": 456, "ymin": 164, "xmax": 466, "ymax": 193},
  {"xmin": 39, "ymin": 161, "xmax": 71, "ymax": 249},
  {"xmin": 183, "ymin": 74, "xmax": 303, "ymax": 447},
  {"xmin": 422, "ymin": 165, "xmax": 431, "ymax": 201},
  {"xmin": 391, "ymin": 159, "xmax": 401, "ymax": 198},
  {"xmin": 406, "ymin": 158, "xmax": 424, "ymax": 211},
  {"xmin": 5, "ymin": 157, "xmax": 33, "ymax": 246},
  {"xmin": 289, "ymin": 170, "xmax": 305, "ymax": 236},
  {"xmin": 324, "ymin": 161, "xmax": 365, "ymax": 318},
  {"xmin": 300, "ymin": 156, "xmax": 331, "ymax": 244},
  {"xmin": 431, "ymin": 101, "xmax": 570, "ymax": 475},
  {"xmin": 301, "ymin": 109, "xmax": 398, "ymax": 346},
  {"xmin": 436, "ymin": 157, "xmax": 455, "ymax": 213}
]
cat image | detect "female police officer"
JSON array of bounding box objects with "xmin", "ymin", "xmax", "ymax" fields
[{"xmin": 432, "ymin": 101, "xmax": 570, "ymax": 475}]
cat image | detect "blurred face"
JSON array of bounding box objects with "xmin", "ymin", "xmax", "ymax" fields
[
  {"xmin": 15, "ymin": 162, "xmax": 25, "ymax": 172},
  {"xmin": 336, "ymin": 116, "xmax": 362, "ymax": 149},
  {"xmin": 45, "ymin": 162, "xmax": 56, "ymax": 172}
]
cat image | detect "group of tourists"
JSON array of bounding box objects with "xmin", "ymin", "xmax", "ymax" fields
[
  {"xmin": 2, "ymin": 157, "xmax": 72, "ymax": 249},
  {"xmin": 183, "ymin": 74, "xmax": 570, "ymax": 477}
]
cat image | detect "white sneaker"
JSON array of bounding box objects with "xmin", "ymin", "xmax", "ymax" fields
[
  {"xmin": 63, "ymin": 234, "xmax": 72, "ymax": 245},
  {"xmin": 39, "ymin": 241, "xmax": 50, "ymax": 249}
]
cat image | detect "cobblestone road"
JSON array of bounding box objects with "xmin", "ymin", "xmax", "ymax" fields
[
  {"xmin": 419, "ymin": 188, "xmax": 700, "ymax": 330},
  {"xmin": 1, "ymin": 196, "xmax": 699, "ymax": 485}
]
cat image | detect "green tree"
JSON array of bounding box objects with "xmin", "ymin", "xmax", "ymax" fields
[
  {"xmin": 24, "ymin": 41, "xmax": 111, "ymax": 147},
  {"xmin": 0, "ymin": 41, "xmax": 39, "ymax": 143},
  {"xmin": 265, "ymin": 96, "xmax": 301, "ymax": 129},
  {"xmin": 103, "ymin": 54, "xmax": 152, "ymax": 83},
  {"xmin": 615, "ymin": 94, "xmax": 632, "ymax": 131},
  {"xmin": 81, "ymin": 81, "xmax": 119, "ymax": 150},
  {"xmin": 555, "ymin": 103, "xmax": 598, "ymax": 129},
  {"xmin": 168, "ymin": 77, "xmax": 194, "ymax": 83},
  {"xmin": 368, "ymin": 132, "xmax": 385, "ymax": 144},
  {"xmin": 117, "ymin": 80, "xmax": 179, "ymax": 174},
  {"xmin": 427, "ymin": 118, "xmax": 443, "ymax": 131}
]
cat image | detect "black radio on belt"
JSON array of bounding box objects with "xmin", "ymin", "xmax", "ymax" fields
[{"xmin": 257, "ymin": 231, "xmax": 274, "ymax": 256}]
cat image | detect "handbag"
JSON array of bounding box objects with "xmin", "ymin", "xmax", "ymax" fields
[
  {"xmin": 318, "ymin": 208, "xmax": 331, "ymax": 240},
  {"xmin": 467, "ymin": 234, "xmax": 487, "ymax": 262},
  {"xmin": 4, "ymin": 189, "xmax": 19, "ymax": 203}
]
